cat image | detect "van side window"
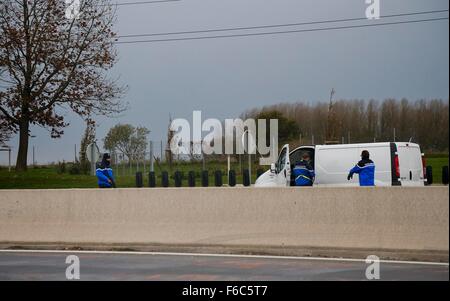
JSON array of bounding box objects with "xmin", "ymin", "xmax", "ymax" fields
[{"xmin": 290, "ymin": 149, "xmax": 315, "ymax": 169}]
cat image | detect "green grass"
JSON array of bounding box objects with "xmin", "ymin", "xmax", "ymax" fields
[
  {"xmin": 426, "ymin": 157, "xmax": 449, "ymax": 185},
  {"xmin": 0, "ymin": 167, "xmax": 98, "ymax": 189},
  {"xmin": 0, "ymin": 161, "xmax": 264, "ymax": 189}
]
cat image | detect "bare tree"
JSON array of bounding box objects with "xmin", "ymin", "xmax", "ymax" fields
[
  {"xmin": 366, "ymin": 99, "xmax": 379, "ymax": 140},
  {"xmin": 380, "ymin": 99, "xmax": 400, "ymax": 142},
  {"xmin": 0, "ymin": 0, "xmax": 127, "ymax": 171},
  {"xmin": 398, "ymin": 98, "xmax": 411, "ymax": 141},
  {"xmin": 242, "ymin": 98, "xmax": 449, "ymax": 152}
]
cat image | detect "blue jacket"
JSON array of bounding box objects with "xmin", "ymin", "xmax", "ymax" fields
[
  {"xmin": 96, "ymin": 164, "xmax": 115, "ymax": 188},
  {"xmin": 349, "ymin": 159, "xmax": 375, "ymax": 186},
  {"xmin": 293, "ymin": 160, "xmax": 315, "ymax": 186}
]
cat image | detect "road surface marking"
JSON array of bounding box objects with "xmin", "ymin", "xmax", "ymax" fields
[{"xmin": 0, "ymin": 249, "xmax": 448, "ymax": 266}]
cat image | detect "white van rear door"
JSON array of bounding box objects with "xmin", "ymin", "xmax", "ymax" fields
[
  {"xmin": 409, "ymin": 145, "xmax": 424, "ymax": 183},
  {"xmin": 397, "ymin": 143, "xmax": 424, "ymax": 186}
]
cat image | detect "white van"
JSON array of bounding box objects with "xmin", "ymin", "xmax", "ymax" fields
[{"xmin": 255, "ymin": 142, "xmax": 427, "ymax": 187}]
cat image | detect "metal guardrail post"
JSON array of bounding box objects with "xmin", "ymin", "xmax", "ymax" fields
[{"xmin": 150, "ymin": 141, "xmax": 154, "ymax": 172}]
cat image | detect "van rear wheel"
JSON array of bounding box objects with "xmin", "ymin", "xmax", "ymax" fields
[
  {"xmin": 425, "ymin": 166, "xmax": 433, "ymax": 185},
  {"xmin": 442, "ymin": 166, "xmax": 449, "ymax": 185}
]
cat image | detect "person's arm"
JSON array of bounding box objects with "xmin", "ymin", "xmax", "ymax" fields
[
  {"xmin": 107, "ymin": 168, "xmax": 114, "ymax": 180},
  {"xmin": 106, "ymin": 168, "xmax": 116, "ymax": 188},
  {"xmin": 348, "ymin": 161, "xmax": 364, "ymax": 180},
  {"xmin": 352, "ymin": 161, "xmax": 366, "ymax": 174},
  {"xmin": 96, "ymin": 169, "xmax": 110, "ymax": 183}
]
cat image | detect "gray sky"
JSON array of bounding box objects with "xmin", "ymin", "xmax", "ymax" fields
[{"xmin": 2, "ymin": 0, "xmax": 449, "ymax": 164}]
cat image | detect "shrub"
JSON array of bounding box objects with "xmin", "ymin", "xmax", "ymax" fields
[
  {"xmin": 69, "ymin": 162, "xmax": 81, "ymax": 175},
  {"xmin": 56, "ymin": 161, "xmax": 66, "ymax": 174},
  {"xmin": 80, "ymin": 160, "xmax": 91, "ymax": 175}
]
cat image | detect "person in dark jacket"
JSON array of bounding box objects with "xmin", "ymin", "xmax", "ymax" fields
[
  {"xmin": 348, "ymin": 150, "xmax": 375, "ymax": 186},
  {"xmin": 293, "ymin": 153, "xmax": 315, "ymax": 186},
  {"xmin": 96, "ymin": 153, "xmax": 115, "ymax": 188}
]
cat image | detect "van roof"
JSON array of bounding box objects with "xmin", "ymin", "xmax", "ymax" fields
[
  {"xmin": 315, "ymin": 142, "xmax": 420, "ymax": 150},
  {"xmin": 290, "ymin": 142, "xmax": 421, "ymax": 153}
]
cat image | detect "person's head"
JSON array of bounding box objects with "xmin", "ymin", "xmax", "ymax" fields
[
  {"xmin": 361, "ymin": 150, "xmax": 370, "ymax": 160},
  {"xmin": 102, "ymin": 153, "xmax": 111, "ymax": 167},
  {"xmin": 302, "ymin": 153, "xmax": 310, "ymax": 161}
]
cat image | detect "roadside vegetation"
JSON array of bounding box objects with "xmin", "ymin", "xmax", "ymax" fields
[
  {"xmin": 426, "ymin": 156, "xmax": 449, "ymax": 185},
  {"xmin": 0, "ymin": 155, "xmax": 447, "ymax": 189},
  {"xmin": 0, "ymin": 160, "xmax": 264, "ymax": 189},
  {"xmin": 244, "ymin": 99, "xmax": 449, "ymax": 152}
]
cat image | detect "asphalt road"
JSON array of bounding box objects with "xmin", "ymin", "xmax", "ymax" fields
[{"xmin": 0, "ymin": 250, "xmax": 448, "ymax": 281}]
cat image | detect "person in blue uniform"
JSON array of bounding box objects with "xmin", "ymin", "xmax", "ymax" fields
[
  {"xmin": 96, "ymin": 153, "xmax": 115, "ymax": 188},
  {"xmin": 347, "ymin": 150, "xmax": 375, "ymax": 186},
  {"xmin": 293, "ymin": 153, "xmax": 315, "ymax": 186}
]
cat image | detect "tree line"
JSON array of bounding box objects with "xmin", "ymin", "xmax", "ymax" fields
[{"xmin": 242, "ymin": 98, "xmax": 449, "ymax": 153}]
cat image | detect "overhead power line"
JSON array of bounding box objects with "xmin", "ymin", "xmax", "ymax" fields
[
  {"xmin": 111, "ymin": 0, "xmax": 181, "ymax": 7},
  {"xmin": 115, "ymin": 16, "xmax": 449, "ymax": 45},
  {"xmin": 118, "ymin": 9, "xmax": 449, "ymax": 39}
]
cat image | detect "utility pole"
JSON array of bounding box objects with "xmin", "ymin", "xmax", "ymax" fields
[
  {"xmin": 91, "ymin": 142, "xmax": 95, "ymax": 176},
  {"xmin": 32, "ymin": 145, "xmax": 35, "ymax": 167},
  {"xmin": 330, "ymin": 88, "xmax": 335, "ymax": 103},
  {"xmin": 30, "ymin": 135, "xmax": 37, "ymax": 166},
  {"xmin": 244, "ymin": 131, "xmax": 251, "ymax": 185},
  {"xmin": 165, "ymin": 115, "xmax": 174, "ymax": 169},
  {"xmin": 202, "ymin": 139, "xmax": 206, "ymax": 170},
  {"xmin": 325, "ymin": 88, "xmax": 337, "ymax": 144},
  {"xmin": 150, "ymin": 141, "xmax": 154, "ymax": 172},
  {"xmin": 227, "ymin": 155, "xmax": 231, "ymax": 178}
]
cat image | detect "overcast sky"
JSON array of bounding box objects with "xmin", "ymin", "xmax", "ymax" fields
[{"xmin": 1, "ymin": 0, "xmax": 449, "ymax": 164}]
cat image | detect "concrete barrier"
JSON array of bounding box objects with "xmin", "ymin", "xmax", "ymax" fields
[{"xmin": 0, "ymin": 187, "xmax": 448, "ymax": 257}]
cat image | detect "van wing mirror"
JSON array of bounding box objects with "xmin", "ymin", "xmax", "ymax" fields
[{"xmin": 270, "ymin": 163, "xmax": 276, "ymax": 173}]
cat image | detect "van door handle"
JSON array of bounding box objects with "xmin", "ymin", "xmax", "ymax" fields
[{"xmin": 409, "ymin": 171, "xmax": 412, "ymax": 180}]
